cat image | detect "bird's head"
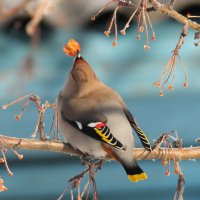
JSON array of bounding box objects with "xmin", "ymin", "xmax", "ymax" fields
[
  {"xmin": 62, "ymin": 55, "xmax": 101, "ymax": 98},
  {"xmin": 71, "ymin": 56, "xmax": 96, "ymax": 83}
]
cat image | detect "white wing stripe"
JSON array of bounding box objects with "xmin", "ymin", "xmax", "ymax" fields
[{"xmin": 75, "ymin": 121, "xmax": 82, "ymax": 130}]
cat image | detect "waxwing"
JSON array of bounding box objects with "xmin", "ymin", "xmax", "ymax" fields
[{"xmin": 57, "ymin": 55, "xmax": 151, "ymax": 182}]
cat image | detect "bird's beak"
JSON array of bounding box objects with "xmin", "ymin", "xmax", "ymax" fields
[{"xmin": 73, "ymin": 55, "xmax": 89, "ymax": 70}]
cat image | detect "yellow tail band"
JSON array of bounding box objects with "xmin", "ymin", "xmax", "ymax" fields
[{"xmin": 128, "ymin": 172, "xmax": 148, "ymax": 182}]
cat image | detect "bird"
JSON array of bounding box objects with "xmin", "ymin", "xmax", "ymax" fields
[{"xmin": 57, "ymin": 54, "xmax": 152, "ymax": 182}]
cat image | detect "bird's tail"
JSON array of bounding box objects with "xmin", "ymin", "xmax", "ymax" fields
[{"xmin": 122, "ymin": 162, "xmax": 148, "ymax": 182}]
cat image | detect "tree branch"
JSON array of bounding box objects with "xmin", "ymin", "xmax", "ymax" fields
[
  {"xmin": 148, "ymin": 0, "xmax": 200, "ymax": 32},
  {"xmin": 0, "ymin": 0, "xmax": 29, "ymax": 23},
  {"xmin": 1, "ymin": 134, "xmax": 200, "ymax": 161}
]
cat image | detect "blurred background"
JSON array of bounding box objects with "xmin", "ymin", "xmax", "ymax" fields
[{"xmin": 0, "ymin": 0, "xmax": 200, "ymax": 199}]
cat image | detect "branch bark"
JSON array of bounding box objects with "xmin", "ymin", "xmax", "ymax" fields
[
  {"xmin": 148, "ymin": 0, "xmax": 200, "ymax": 32},
  {"xmin": 1, "ymin": 134, "xmax": 200, "ymax": 161}
]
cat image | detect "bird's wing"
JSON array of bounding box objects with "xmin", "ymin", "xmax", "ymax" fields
[
  {"xmin": 123, "ymin": 108, "xmax": 152, "ymax": 151},
  {"xmin": 60, "ymin": 98, "xmax": 127, "ymax": 151}
]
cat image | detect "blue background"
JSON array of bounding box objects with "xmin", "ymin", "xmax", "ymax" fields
[{"xmin": 0, "ymin": 1, "xmax": 200, "ymax": 199}]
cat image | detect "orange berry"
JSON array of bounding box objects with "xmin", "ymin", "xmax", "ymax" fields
[
  {"xmin": 0, "ymin": 185, "xmax": 7, "ymax": 192},
  {"xmin": 168, "ymin": 85, "xmax": 174, "ymax": 91},
  {"xmin": 174, "ymin": 169, "xmax": 179, "ymax": 174},
  {"xmin": 112, "ymin": 42, "xmax": 117, "ymax": 47},
  {"xmin": 15, "ymin": 115, "xmax": 20, "ymax": 121},
  {"xmin": 104, "ymin": 31, "xmax": 110, "ymax": 37},
  {"xmin": 159, "ymin": 92, "xmax": 164, "ymax": 97},
  {"xmin": 151, "ymin": 35, "xmax": 156, "ymax": 40},
  {"xmin": 9, "ymin": 172, "xmax": 13, "ymax": 177},
  {"xmin": 63, "ymin": 39, "xmax": 81, "ymax": 57},
  {"xmin": 120, "ymin": 30, "xmax": 126, "ymax": 35},
  {"xmin": 165, "ymin": 170, "xmax": 170, "ymax": 176},
  {"xmin": 136, "ymin": 34, "xmax": 141, "ymax": 40},
  {"xmin": 153, "ymin": 81, "xmax": 160, "ymax": 87},
  {"xmin": 139, "ymin": 26, "xmax": 144, "ymax": 32},
  {"xmin": 144, "ymin": 45, "xmax": 150, "ymax": 50},
  {"xmin": 4, "ymin": 186, "xmax": 8, "ymax": 191},
  {"xmin": 162, "ymin": 160, "xmax": 167, "ymax": 166},
  {"xmin": 183, "ymin": 81, "xmax": 188, "ymax": 88}
]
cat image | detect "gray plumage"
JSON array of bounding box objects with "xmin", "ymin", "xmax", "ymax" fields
[{"xmin": 57, "ymin": 56, "xmax": 148, "ymax": 182}]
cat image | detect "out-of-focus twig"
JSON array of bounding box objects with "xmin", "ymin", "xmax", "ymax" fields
[
  {"xmin": 26, "ymin": 0, "xmax": 50, "ymax": 36},
  {"xmin": 0, "ymin": 0, "xmax": 29, "ymax": 22}
]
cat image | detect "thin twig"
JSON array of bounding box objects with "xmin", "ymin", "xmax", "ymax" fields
[{"xmin": 153, "ymin": 23, "xmax": 189, "ymax": 95}]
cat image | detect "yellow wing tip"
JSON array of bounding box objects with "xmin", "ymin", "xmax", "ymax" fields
[{"xmin": 128, "ymin": 172, "xmax": 148, "ymax": 182}]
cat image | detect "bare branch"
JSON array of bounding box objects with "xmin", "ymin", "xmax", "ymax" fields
[
  {"xmin": 96, "ymin": 0, "xmax": 200, "ymax": 32},
  {"xmin": 26, "ymin": 0, "xmax": 50, "ymax": 36},
  {"xmin": 0, "ymin": 134, "xmax": 200, "ymax": 161},
  {"xmin": 148, "ymin": 0, "xmax": 200, "ymax": 32},
  {"xmin": 153, "ymin": 23, "xmax": 189, "ymax": 95},
  {"xmin": 0, "ymin": 0, "xmax": 29, "ymax": 22}
]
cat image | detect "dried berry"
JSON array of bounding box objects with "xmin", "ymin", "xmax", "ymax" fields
[{"xmin": 63, "ymin": 39, "xmax": 81, "ymax": 57}]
